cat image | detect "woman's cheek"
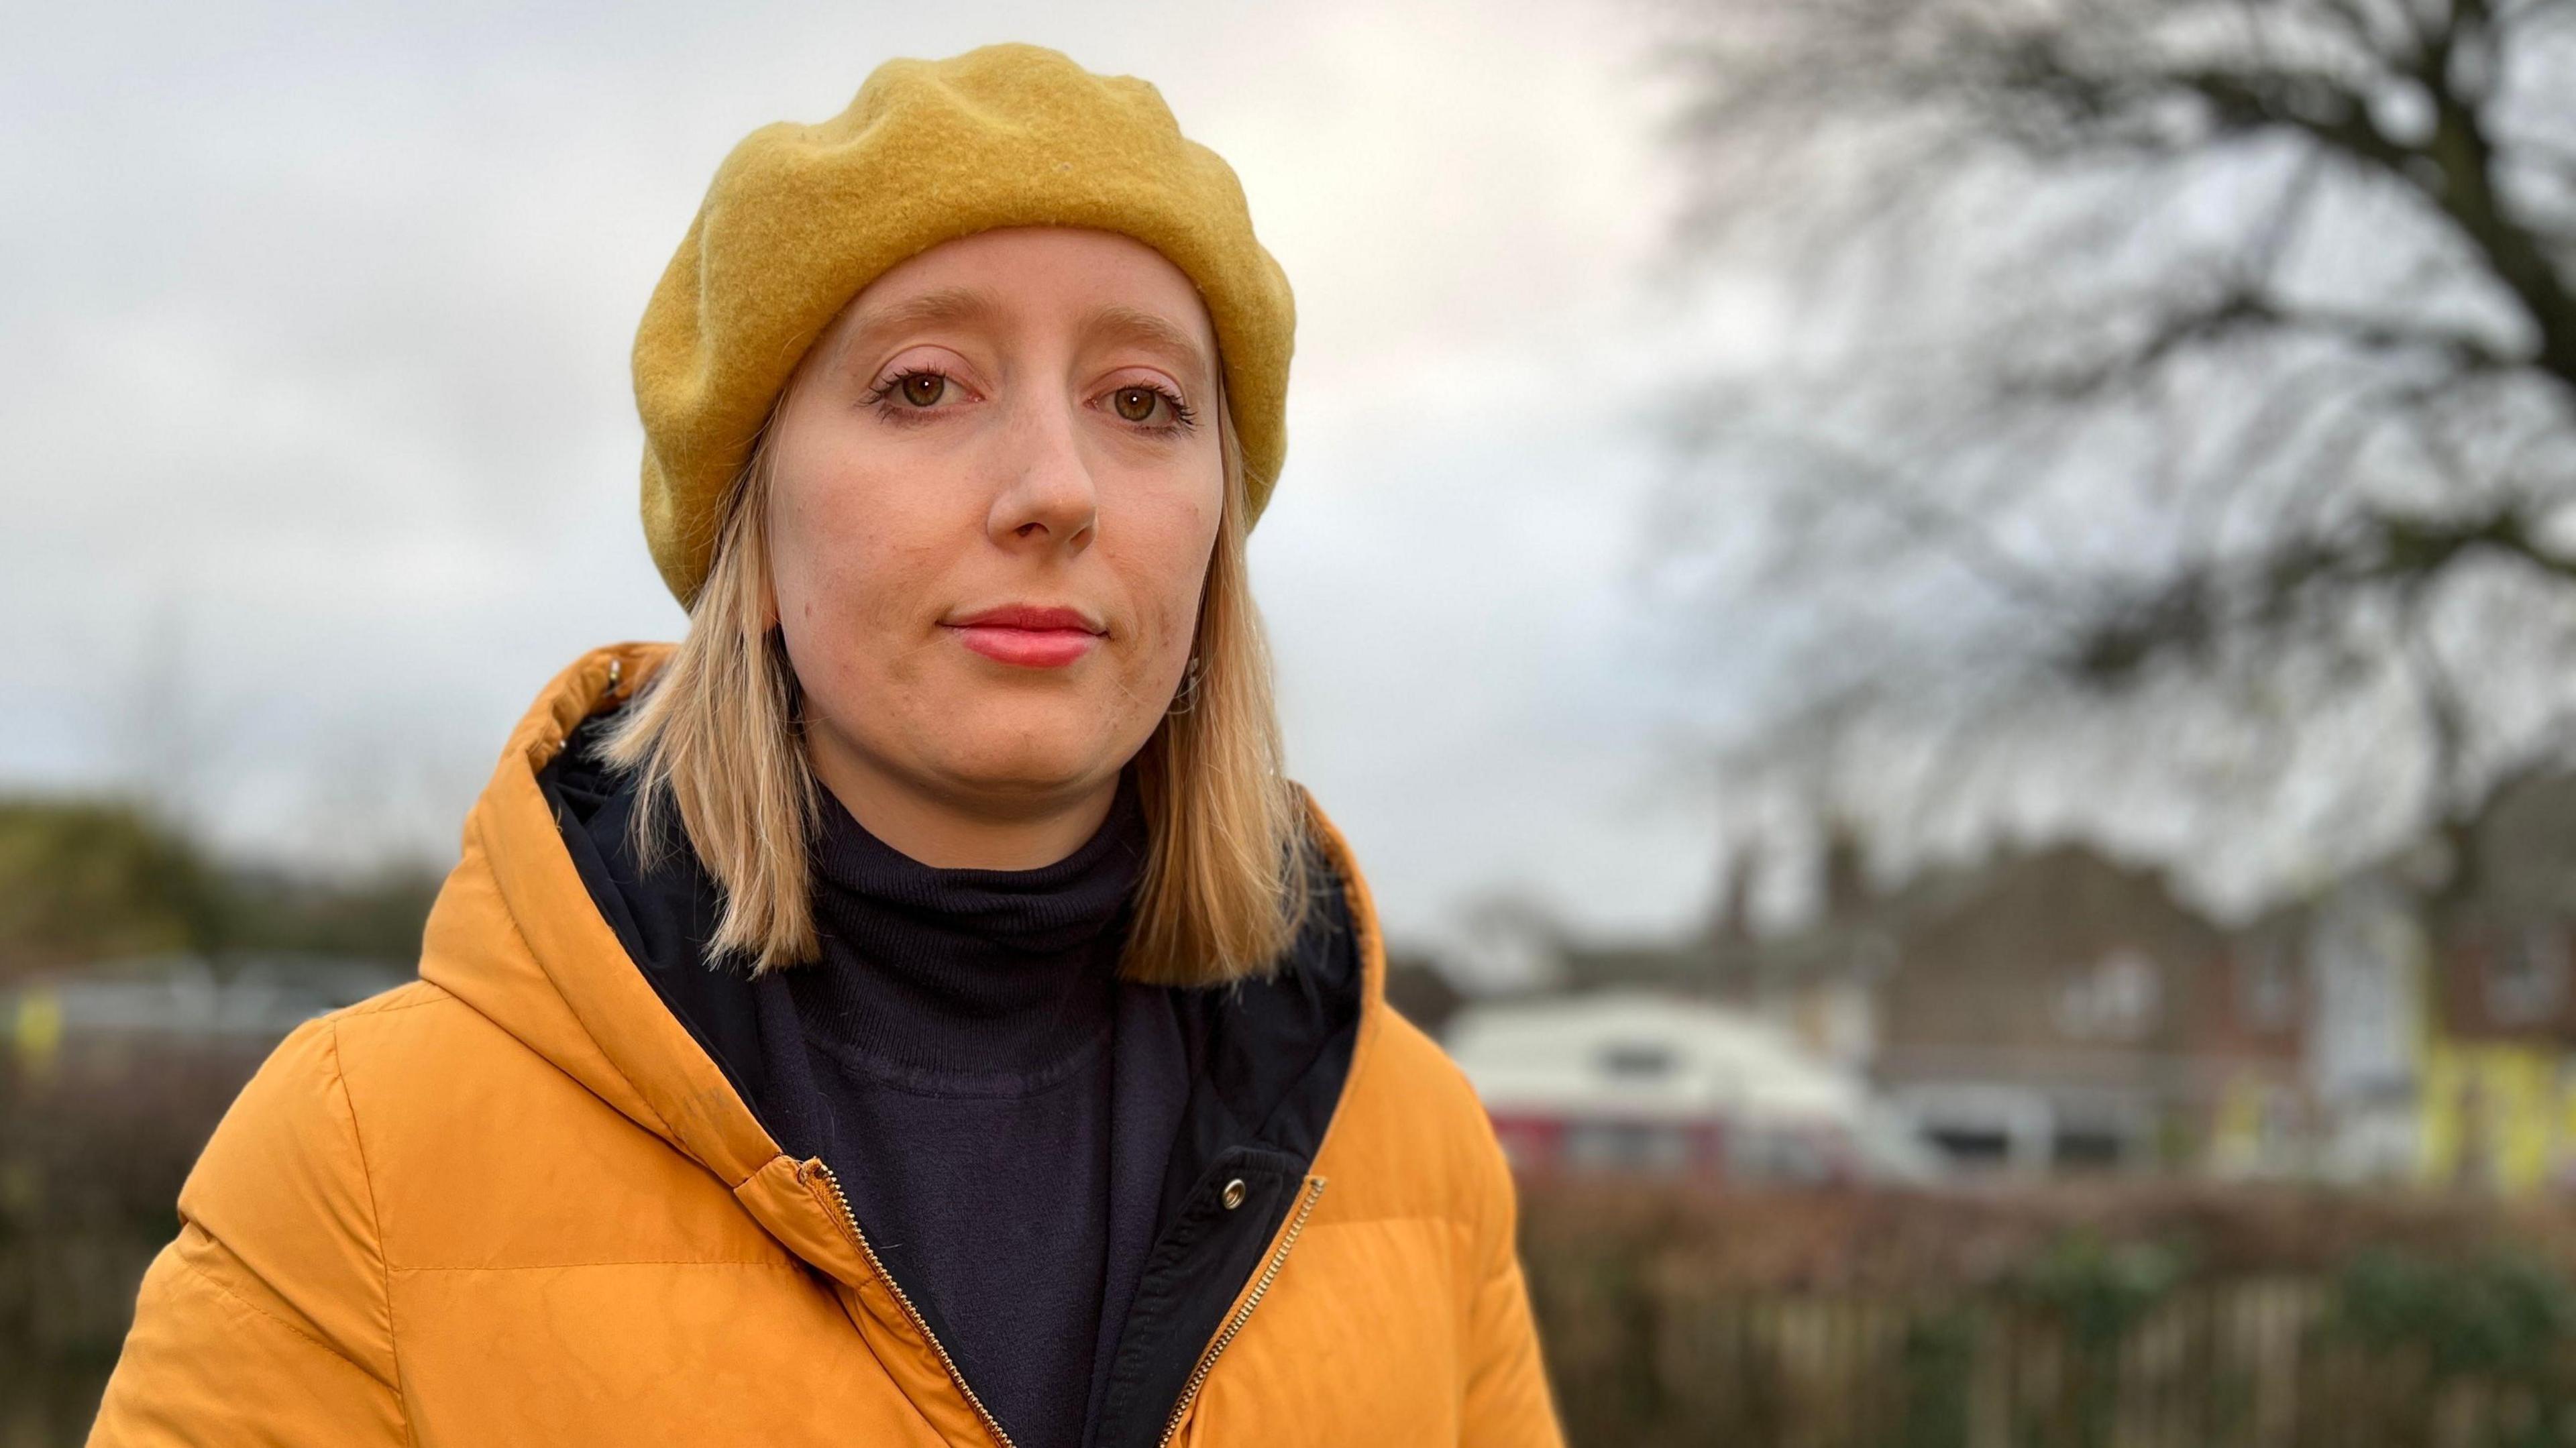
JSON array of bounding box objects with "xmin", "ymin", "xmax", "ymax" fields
[
  {"xmin": 1108, "ymin": 528, "xmax": 1204, "ymax": 666},
  {"xmin": 810, "ymin": 480, "xmax": 938, "ymax": 668}
]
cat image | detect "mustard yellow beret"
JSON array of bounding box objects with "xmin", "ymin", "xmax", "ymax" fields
[{"xmin": 632, "ymin": 42, "xmax": 1297, "ymax": 607}]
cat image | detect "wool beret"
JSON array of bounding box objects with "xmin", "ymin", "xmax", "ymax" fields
[{"xmin": 632, "ymin": 42, "xmax": 1297, "ymax": 608}]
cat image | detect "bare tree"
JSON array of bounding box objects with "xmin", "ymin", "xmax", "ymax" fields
[{"xmin": 1657, "ymin": 0, "xmax": 2576, "ymax": 913}]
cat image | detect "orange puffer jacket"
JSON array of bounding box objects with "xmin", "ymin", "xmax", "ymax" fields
[{"xmin": 87, "ymin": 644, "xmax": 1565, "ymax": 1448}]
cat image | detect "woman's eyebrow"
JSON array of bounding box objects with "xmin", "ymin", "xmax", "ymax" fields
[
  {"xmin": 1086, "ymin": 304, "xmax": 1214, "ymax": 386},
  {"xmin": 834, "ymin": 285, "xmax": 1004, "ymax": 370}
]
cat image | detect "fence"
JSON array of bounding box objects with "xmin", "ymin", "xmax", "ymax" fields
[
  {"xmin": 1522, "ymin": 1184, "xmax": 2576, "ymax": 1447},
  {"xmin": 1552, "ymin": 1280, "xmax": 2576, "ymax": 1448}
]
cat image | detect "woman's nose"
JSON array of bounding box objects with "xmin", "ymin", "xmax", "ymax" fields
[{"xmin": 986, "ymin": 394, "xmax": 1099, "ymax": 551}]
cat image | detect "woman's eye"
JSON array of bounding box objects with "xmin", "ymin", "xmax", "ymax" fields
[
  {"xmin": 1112, "ymin": 386, "xmax": 1160, "ymax": 423},
  {"xmin": 898, "ymin": 372, "xmax": 947, "ymax": 408}
]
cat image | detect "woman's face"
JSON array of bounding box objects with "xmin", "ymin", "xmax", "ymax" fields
[{"xmin": 765, "ymin": 225, "xmax": 1224, "ymax": 830}]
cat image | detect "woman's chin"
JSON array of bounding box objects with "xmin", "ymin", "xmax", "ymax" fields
[{"xmin": 920, "ymin": 724, "xmax": 1136, "ymax": 801}]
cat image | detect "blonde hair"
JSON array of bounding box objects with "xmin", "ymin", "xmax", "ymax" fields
[{"xmin": 596, "ymin": 382, "xmax": 1313, "ymax": 985}]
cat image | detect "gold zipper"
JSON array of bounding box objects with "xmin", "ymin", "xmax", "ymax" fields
[
  {"xmin": 1154, "ymin": 1176, "xmax": 1328, "ymax": 1448},
  {"xmin": 804, "ymin": 1157, "xmax": 1325, "ymax": 1448},
  {"xmin": 801, "ymin": 1158, "xmax": 1018, "ymax": 1448}
]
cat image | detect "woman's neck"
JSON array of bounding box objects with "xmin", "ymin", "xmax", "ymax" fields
[{"xmin": 804, "ymin": 729, "xmax": 1122, "ymax": 870}]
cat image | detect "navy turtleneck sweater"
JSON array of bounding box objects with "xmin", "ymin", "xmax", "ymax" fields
[{"xmin": 787, "ymin": 767, "xmax": 1188, "ymax": 1448}]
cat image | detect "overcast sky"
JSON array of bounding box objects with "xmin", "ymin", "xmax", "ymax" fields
[{"xmin": 1, "ymin": 0, "xmax": 1792, "ymax": 964}]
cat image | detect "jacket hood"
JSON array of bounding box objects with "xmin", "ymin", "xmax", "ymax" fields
[{"xmin": 418, "ymin": 643, "xmax": 792, "ymax": 1185}]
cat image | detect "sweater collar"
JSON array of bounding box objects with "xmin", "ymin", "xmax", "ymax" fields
[
  {"xmin": 812, "ymin": 764, "xmax": 1148, "ymax": 963},
  {"xmin": 797, "ymin": 768, "xmax": 1148, "ymax": 1082}
]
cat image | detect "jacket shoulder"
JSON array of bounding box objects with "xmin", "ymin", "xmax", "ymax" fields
[
  {"xmin": 1328, "ymin": 1003, "xmax": 1521, "ymax": 1268},
  {"xmin": 91, "ymin": 1002, "xmax": 417, "ymax": 1443},
  {"xmin": 94, "ymin": 982, "xmax": 511, "ymax": 1442},
  {"xmin": 1290, "ymin": 787, "xmax": 1521, "ymax": 1261},
  {"xmin": 1368, "ymin": 1005, "xmax": 1489, "ymax": 1135},
  {"xmin": 165, "ymin": 1004, "xmax": 402, "ymax": 1385}
]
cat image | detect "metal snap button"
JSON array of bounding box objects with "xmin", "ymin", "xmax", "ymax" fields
[{"xmin": 1220, "ymin": 1178, "xmax": 1248, "ymax": 1210}]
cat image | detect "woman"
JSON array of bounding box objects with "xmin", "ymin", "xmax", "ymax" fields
[{"xmin": 88, "ymin": 42, "xmax": 1562, "ymax": 1448}]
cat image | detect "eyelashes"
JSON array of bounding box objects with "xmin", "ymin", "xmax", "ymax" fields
[{"xmin": 859, "ymin": 368, "xmax": 1199, "ymax": 437}]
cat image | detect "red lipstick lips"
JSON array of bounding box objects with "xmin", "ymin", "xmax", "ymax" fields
[{"xmin": 943, "ymin": 603, "xmax": 1106, "ymax": 669}]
